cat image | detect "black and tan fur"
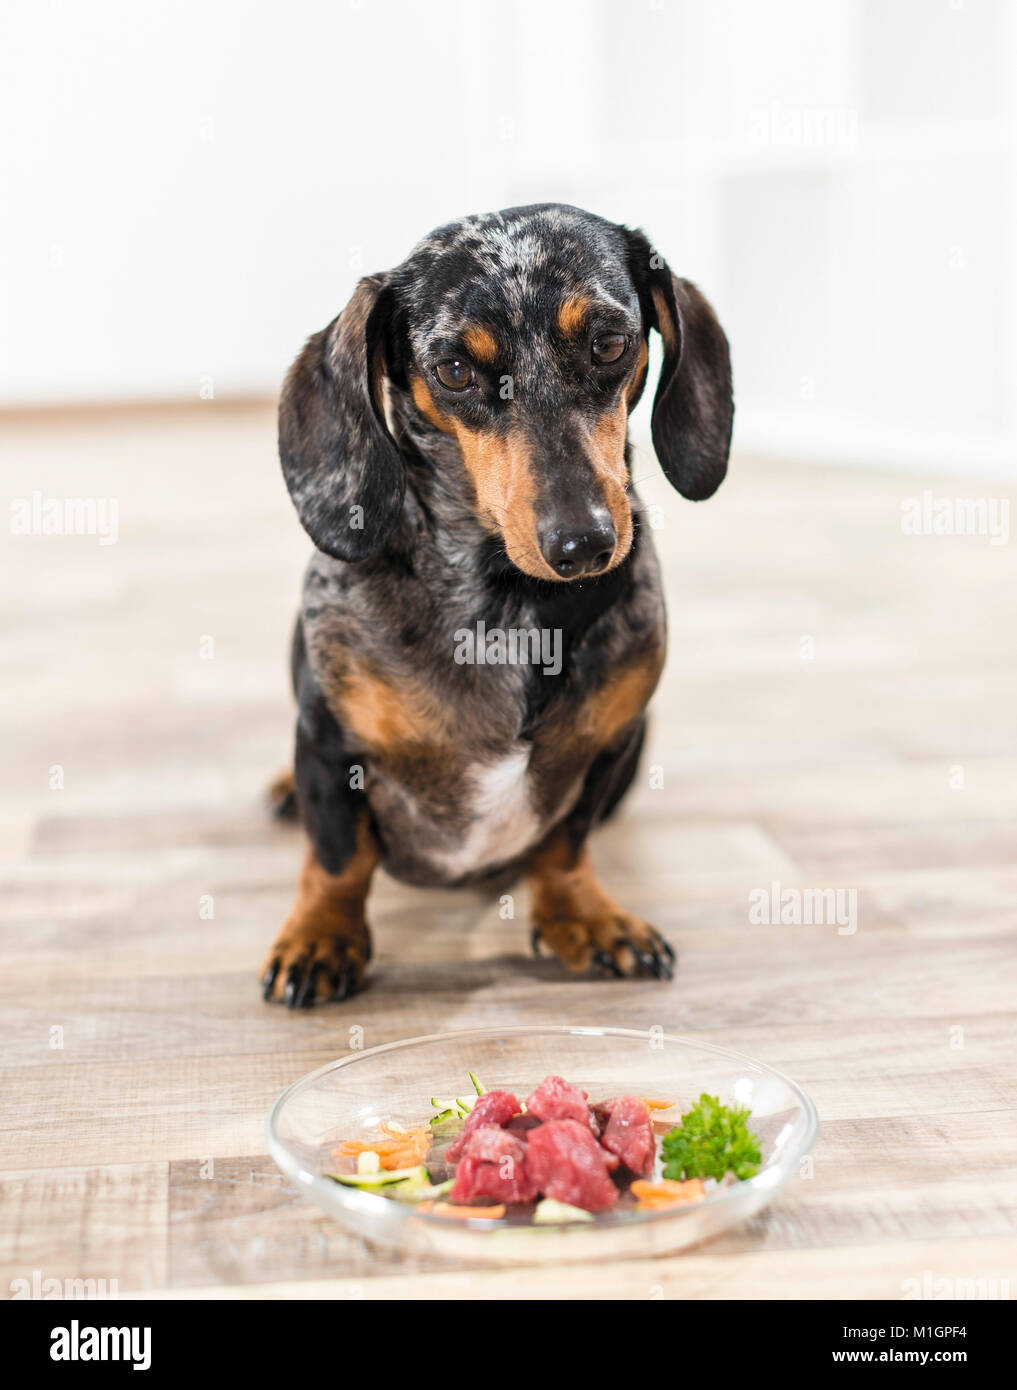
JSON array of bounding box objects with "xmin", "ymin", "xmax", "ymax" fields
[{"xmin": 262, "ymin": 204, "xmax": 733, "ymax": 1006}]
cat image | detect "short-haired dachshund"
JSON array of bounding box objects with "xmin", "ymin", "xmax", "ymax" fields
[{"xmin": 261, "ymin": 203, "xmax": 733, "ymax": 1006}]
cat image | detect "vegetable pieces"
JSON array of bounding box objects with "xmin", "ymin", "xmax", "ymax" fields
[
  {"xmin": 533, "ymin": 1197, "xmax": 595, "ymax": 1224},
  {"xmin": 335, "ymin": 1122, "xmax": 431, "ymax": 1171},
  {"xmin": 631, "ymin": 1178, "xmax": 705, "ymax": 1209},
  {"xmin": 429, "ymin": 1069, "xmax": 487, "ymax": 1126},
  {"xmin": 660, "ymin": 1094, "xmax": 761, "ymax": 1182},
  {"xmin": 328, "ymin": 1164, "xmax": 430, "ymax": 1189}
]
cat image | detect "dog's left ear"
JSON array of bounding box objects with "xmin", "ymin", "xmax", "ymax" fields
[{"xmin": 624, "ymin": 229, "xmax": 734, "ymax": 501}]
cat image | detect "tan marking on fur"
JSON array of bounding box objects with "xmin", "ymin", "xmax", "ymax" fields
[
  {"xmin": 557, "ymin": 294, "xmax": 593, "ymax": 339},
  {"xmin": 580, "ymin": 647, "xmax": 665, "ymax": 747},
  {"xmin": 338, "ymin": 659, "xmax": 452, "ymax": 753},
  {"xmin": 410, "ymin": 369, "xmax": 558, "ymax": 581},
  {"xmin": 528, "ymin": 834, "xmax": 664, "ymax": 975},
  {"xmin": 651, "ymin": 286, "xmax": 678, "ymax": 355},
  {"xmin": 626, "ymin": 338, "xmax": 650, "ymax": 405},
  {"xmin": 462, "ymin": 323, "xmax": 499, "ymax": 364},
  {"xmin": 584, "ymin": 399, "xmax": 634, "ymax": 568},
  {"xmin": 410, "ymin": 372, "xmax": 455, "ymax": 432},
  {"xmin": 268, "ymin": 767, "xmax": 295, "ymax": 802},
  {"xmin": 267, "ymin": 768, "xmax": 296, "ymax": 812},
  {"xmin": 262, "ymin": 829, "xmax": 377, "ymax": 1000},
  {"xmin": 525, "ymin": 635, "xmax": 665, "ymax": 818},
  {"xmin": 454, "ymin": 425, "xmax": 561, "ymax": 581}
]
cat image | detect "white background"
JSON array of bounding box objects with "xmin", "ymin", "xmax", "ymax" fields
[{"xmin": 3, "ymin": 0, "xmax": 1016, "ymax": 476}]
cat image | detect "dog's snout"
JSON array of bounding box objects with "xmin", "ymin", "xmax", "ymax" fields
[{"xmin": 539, "ymin": 510, "xmax": 617, "ymax": 578}]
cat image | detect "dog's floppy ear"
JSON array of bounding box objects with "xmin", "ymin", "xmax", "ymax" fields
[
  {"xmin": 279, "ymin": 274, "xmax": 403, "ymax": 561},
  {"xmin": 625, "ymin": 230, "xmax": 733, "ymax": 501}
]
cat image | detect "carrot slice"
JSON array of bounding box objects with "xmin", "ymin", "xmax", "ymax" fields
[
  {"xmin": 631, "ymin": 1178, "xmax": 706, "ymax": 1208},
  {"xmin": 334, "ymin": 1124, "xmax": 431, "ymax": 1171},
  {"xmin": 638, "ymin": 1097, "xmax": 676, "ymax": 1111},
  {"xmin": 416, "ymin": 1202, "xmax": 506, "ymax": 1220}
]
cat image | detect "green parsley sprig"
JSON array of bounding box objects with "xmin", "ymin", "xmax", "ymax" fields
[{"xmin": 660, "ymin": 1093, "xmax": 762, "ymax": 1182}]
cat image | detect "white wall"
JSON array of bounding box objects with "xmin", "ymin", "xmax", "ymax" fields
[{"xmin": 3, "ymin": 0, "xmax": 1016, "ymax": 476}]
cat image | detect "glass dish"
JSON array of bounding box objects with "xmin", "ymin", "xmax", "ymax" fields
[{"xmin": 266, "ymin": 1024, "xmax": 818, "ymax": 1264}]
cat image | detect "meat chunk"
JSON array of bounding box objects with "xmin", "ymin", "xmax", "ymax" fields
[
  {"xmin": 525, "ymin": 1075, "xmax": 592, "ymax": 1127},
  {"xmin": 444, "ymin": 1090, "xmax": 521, "ymax": 1162},
  {"xmin": 461, "ymin": 1126, "xmax": 525, "ymax": 1164},
  {"xmin": 590, "ymin": 1099, "xmax": 615, "ymax": 1136},
  {"xmin": 598, "ymin": 1144, "xmax": 621, "ymax": 1173},
  {"xmin": 449, "ymin": 1128, "xmax": 537, "ymax": 1204},
  {"xmin": 598, "ymin": 1095, "xmax": 656, "ymax": 1176},
  {"xmin": 505, "ymin": 1114, "xmax": 541, "ymax": 1138},
  {"xmin": 525, "ymin": 1119, "xmax": 619, "ymax": 1211},
  {"xmin": 445, "ymin": 1080, "xmax": 653, "ymax": 1210},
  {"xmin": 449, "ymin": 1153, "xmax": 537, "ymax": 1204}
]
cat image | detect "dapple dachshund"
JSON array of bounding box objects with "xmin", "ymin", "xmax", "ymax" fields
[{"xmin": 262, "ymin": 203, "xmax": 733, "ymax": 1006}]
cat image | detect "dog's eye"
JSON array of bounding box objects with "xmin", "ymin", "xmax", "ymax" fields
[
  {"xmin": 591, "ymin": 333, "xmax": 629, "ymax": 365},
  {"xmin": 434, "ymin": 358, "xmax": 475, "ymax": 391}
]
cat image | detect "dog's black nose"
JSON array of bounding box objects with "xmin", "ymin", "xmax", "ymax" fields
[{"xmin": 540, "ymin": 514, "xmax": 617, "ymax": 578}]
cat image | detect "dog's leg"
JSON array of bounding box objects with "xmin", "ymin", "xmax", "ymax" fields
[
  {"xmin": 528, "ymin": 835, "xmax": 673, "ymax": 980},
  {"xmin": 528, "ymin": 719, "xmax": 674, "ymax": 980},
  {"xmin": 261, "ymin": 827, "xmax": 376, "ymax": 1006},
  {"xmin": 262, "ymin": 670, "xmax": 375, "ymax": 1006}
]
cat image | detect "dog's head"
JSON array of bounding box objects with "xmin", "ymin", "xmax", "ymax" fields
[{"xmin": 280, "ymin": 204, "xmax": 733, "ymax": 580}]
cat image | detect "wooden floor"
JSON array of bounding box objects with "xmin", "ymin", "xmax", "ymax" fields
[{"xmin": 2, "ymin": 403, "xmax": 1015, "ymax": 1300}]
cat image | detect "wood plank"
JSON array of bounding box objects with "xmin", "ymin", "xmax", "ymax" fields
[
  {"xmin": 0, "ymin": 1163, "xmax": 168, "ymax": 1295},
  {"xmin": 140, "ymin": 1235, "xmax": 1017, "ymax": 1301}
]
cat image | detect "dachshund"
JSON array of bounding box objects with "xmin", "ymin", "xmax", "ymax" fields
[{"xmin": 261, "ymin": 203, "xmax": 733, "ymax": 1006}]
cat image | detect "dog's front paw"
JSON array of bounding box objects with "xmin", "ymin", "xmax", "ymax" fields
[
  {"xmin": 532, "ymin": 909, "xmax": 675, "ymax": 981},
  {"xmin": 261, "ymin": 923, "xmax": 371, "ymax": 1007}
]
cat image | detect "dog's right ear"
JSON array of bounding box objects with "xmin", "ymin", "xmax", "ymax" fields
[{"xmin": 279, "ymin": 274, "xmax": 403, "ymax": 561}]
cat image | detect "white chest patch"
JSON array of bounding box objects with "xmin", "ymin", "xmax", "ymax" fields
[{"xmin": 433, "ymin": 747, "xmax": 541, "ymax": 878}]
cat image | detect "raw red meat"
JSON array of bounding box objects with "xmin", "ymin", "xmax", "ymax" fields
[
  {"xmin": 525, "ymin": 1118, "xmax": 619, "ymax": 1211},
  {"xmin": 591, "ymin": 1099, "xmax": 615, "ymax": 1135},
  {"xmin": 444, "ymin": 1090, "xmax": 521, "ymax": 1162},
  {"xmin": 449, "ymin": 1128, "xmax": 537, "ymax": 1204},
  {"xmin": 505, "ymin": 1114, "xmax": 541, "ymax": 1138},
  {"xmin": 525, "ymin": 1075, "xmax": 592, "ymax": 1127},
  {"xmin": 598, "ymin": 1095, "xmax": 656, "ymax": 1176},
  {"xmin": 443, "ymin": 1077, "xmax": 658, "ymax": 1211},
  {"xmin": 598, "ymin": 1143, "xmax": 621, "ymax": 1173},
  {"xmin": 449, "ymin": 1154, "xmax": 537, "ymax": 1204},
  {"xmin": 462, "ymin": 1126, "xmax": 525, "ymax": 1164}
]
